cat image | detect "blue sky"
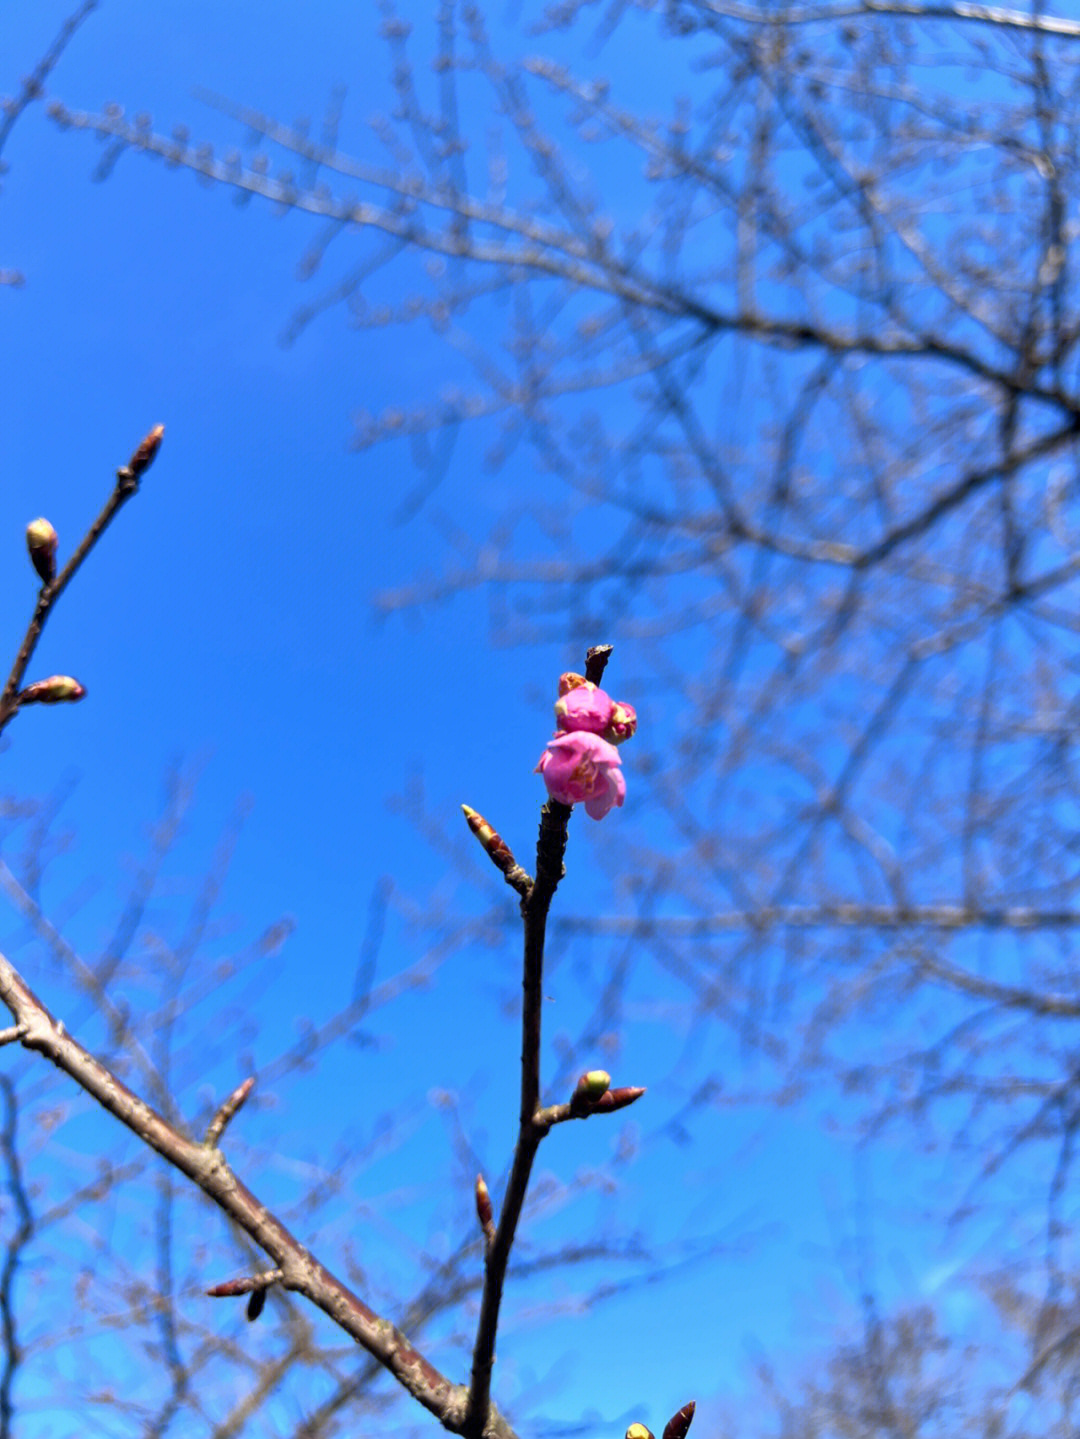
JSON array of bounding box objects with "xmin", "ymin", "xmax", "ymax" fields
[{"xmin": 0, "ymin": 4, "xmax": 1042, "ymax": 1436}]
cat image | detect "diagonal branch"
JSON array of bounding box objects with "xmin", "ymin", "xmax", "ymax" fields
[{"xmin": 0, "ymin": 953, "xmax": 517, "ymax": 1439}]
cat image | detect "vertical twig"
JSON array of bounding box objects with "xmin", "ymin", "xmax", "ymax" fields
[
  {"xmin": 465, "ymin": 644, "xmax": 612, "ymax": 1436},
  {"xmin": 0, "ymin": 1077, "xmax": 33, "ymax": 1439}
]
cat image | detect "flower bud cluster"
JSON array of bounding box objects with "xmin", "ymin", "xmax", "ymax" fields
[{"xmin": 535, "ymin": 672, "xmax": 637, "ymax": 820}]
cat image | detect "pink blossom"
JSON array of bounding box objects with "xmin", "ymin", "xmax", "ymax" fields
[
  {"xmin": 535, "ymin": 731, "xmax": 626, "ymax": 819},
  {"xmin": 555, "ymin": 681, "xmax": 614, "ymax": 735}
]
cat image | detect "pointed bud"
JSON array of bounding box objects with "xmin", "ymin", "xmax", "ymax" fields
[
  {"xmin": 662, "ymin": 1404, "xmax": 696, "ymax": 1439},
  {"xmin": 462, "ymin": 804, "xmax": 517, "ymax": 875},
  {"xmin": 19, "ymin": 676, "xmax": 86, "ymax": 706},
  {"xmin": 477, "ymin": 1174, "xmax": 494, "ymax": 1231},
  {"xmin": 246, "ymin": 1287, "xmax": 266, "ymax": 1322},
  {"xmin": 573, "ymin": 1070, "xmax": 611, "ymax": 1104},
  {"xmin": 627, "ymin": 1426, "xmax": 654, "ymax": 1439},
  {"xmin": 125, "ymin": 423, "xmax": 165, "ymax": 478},
  {"xmin": 587, "ymin": 1085, "xmax": 646, "ymax": 1114},
  {"xmin": 558, "ymin": 671, "xmax": 590, "ymax": 696},
  {"xmin": 475, "ymin": 1174, "xmax": 494, "ymax": 1234},
  {"xmin": 206, "ymin": 1278, "xmax": 250, "ymax": 1297},
  {"xmin": 26, "ymin": 518, "xmax": 58, "ymax": 584}
]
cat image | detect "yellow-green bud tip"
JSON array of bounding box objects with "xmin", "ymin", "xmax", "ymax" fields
[
  {"xmin": 26, "ymin": 517, "xmax": 58, "ymax": 584},
  {"xmin": 573, "ymin": 1070, "xmax": 611, "ymax": 1104}
]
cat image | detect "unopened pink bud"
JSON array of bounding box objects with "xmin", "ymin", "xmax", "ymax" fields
[
  {"xmin": 19, "ymin": 676, "xmax": 86, "ymax": 706},
  {"xmin": 602, "ymin": 700, "xmax": 637, "ymax": 745},
  {"xmin": 555, "ymin": 682, "xmax": 613, "ymax": 735},
  {"xmin": 26, "ymin": 518, "xmax": 58, "ymax": 584}
]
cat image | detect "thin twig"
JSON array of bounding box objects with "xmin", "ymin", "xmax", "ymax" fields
[
  {"xmin": 0, "ymin": 1077, "xmax": 33, "ymax": 1439},
  {"xmin": 466, "ymin": 646, "xmax": 612, "ymax": 1433},
  {"xmin": 204, "ymin": 1077, "xmax": 255, "ymax": 1148},
  {"xmin": 0, "ymin": 426, "xmax": 163, "ymax": 735},
  {"xmin": 206, "ymin": 1268, "xmax": 284, "ymax": 1298}
]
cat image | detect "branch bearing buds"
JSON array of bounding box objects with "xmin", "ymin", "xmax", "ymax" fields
[{"xmin": 26, "ymin": 518, "xmax": 58, "ymax": 585}]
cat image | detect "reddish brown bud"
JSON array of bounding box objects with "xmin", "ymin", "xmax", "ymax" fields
[
  {"xmin": 125, "ymin": 423, "xmax": 165, "ymax": 478},
  {"xmin": 19, "ymin": 676, "xmax": 86, "ymax": 706},
  {"xmin": 206, "ymin": 1278, "xmax": 250, "ymax": 1297},
  {"xmin": 26, "ymin": 518, "xmax": 58, "ymax": 584},
  {"xmin": 246, "ymin": 1287, "xmax": 267, "ymax": 1322},
  {"xmin": 462, "ymin": 804, "xmax": 517, "ymax": 875},
  {"xmin": 587, "ymin": 1085, "xmax": 646, "ymax": 1114},
  {"xmin": 662, "ymin": 1403, "xmax": 696, "ymax": 1439}
]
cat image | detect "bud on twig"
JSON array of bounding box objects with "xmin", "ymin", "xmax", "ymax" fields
[
  {"xmin": 475, "ymin": 1173, "xmax": 496, "ymax": 1245},
  {"xmin": 247, "ymin": 1287, "xmax": 267, "ymax": 1322},
  {"xmin": 26, "ymin": 518, "xmax": 58, "ymax": 584},
  {"xmin": 461, "ymin": 805, "xmax": 515, "ymax": 872},
  {"xmin": 586, "ymin": 1085, "xmax": 646, "ymax": 1114},
  {"xmin": 205, "ymin": 1272, "xmax": 283, "ymax": 1306},
  {"xmin": 18, "ymin": 676, "xmax": 85, "ymax": 706},
  {"xmin": 123, "ymin": 423, "xmax": 165, "ymax": 479},
  {"xmin": 662, "ymin": 1402, "xmax": 696, "ymax": 1439},
  {"xmin": 461, "ymin": 804, "xmax": 531, "ymax": 895},
  {"xmin": 626, "ymin": 1425, "xmax": 654, "ymax": 1439},
  {"xmin": 572, "ymin": 1070, "xmax": 611, "ymax": 1106}
]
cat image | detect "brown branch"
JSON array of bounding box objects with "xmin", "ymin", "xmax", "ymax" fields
[
  {"xmin": 678, "ymin": 0, "xmax": 1080, "ymax": 38},
  {"xmin": 466, "ymin": 644, "xmax": 615, "ymax": 1434},
  {"xmin": 0, "ymin": 952, "xmax": 517, "ymax": 1439},
  {"xmin": 0, "ymin": 0, "xmax": 97, "ymax": 162},
  {"xmin": 46, "ymin": 104, "xmax": 1073, "ymax": 419},
  {"xmin": 0, "ymin": 1076, "xmax": 33, "ymax": 1439},
  {"xmin": 465, "ymin": 796, "xmax": 570, "ymax": 1434},
  {"xmin": 556, "ymin": 903, "xmax": 1080, "ymax": 936}
]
